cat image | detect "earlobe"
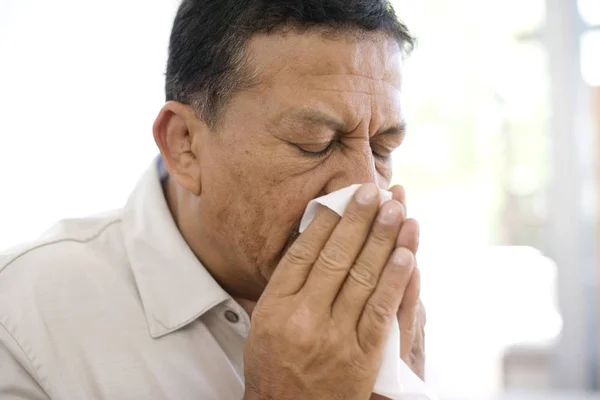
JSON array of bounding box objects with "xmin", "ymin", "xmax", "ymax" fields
[{"xmin": 152, "ymin": 101, "xmax": 204, "ymax": 196}]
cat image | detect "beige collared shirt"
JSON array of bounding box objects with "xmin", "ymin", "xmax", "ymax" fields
[{"xmin": 0, "ymin": 158, "xmax": 249, "ymax": 400}]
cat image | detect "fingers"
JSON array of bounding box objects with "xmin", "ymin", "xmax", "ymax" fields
[
  {"xmin": 389, "ymin": 185, "xmax": 406, "ymax": 212},
  {"xmin": 398, "ymin": 268, "xmax": 420, "ymax": 361},
  {"xmin": 332, "ymin": 200, "xmax": 405, "ymax": 327},
  {"xmin": 396, "ymin": 218, "xmax": 419, "ymax": 253},
  {"xmin": 357, "ymin": 247, "xmax": 415, "ymax": 353},
  {"xmin": 265, "ymin": 205, "xmax": 340, "ymax": 297},
  {"xmin": 411, "ymin": 300, "xmax": 427, "ymax": 379},
  {"xmin": 301, "ymin": 183, "xmax": 381, "ymax": 305},
  {"xmin": 395, "ymin": 217, "xmax": 421, "ymax": 363},
  {"xmin": 391, "ymin": 185, "xmax": 419, "ymax": 253}
]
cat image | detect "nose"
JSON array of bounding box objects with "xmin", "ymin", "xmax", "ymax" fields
[{"xmin": 323, "ymin": 147, "xmax": 380, "ymax": 194}]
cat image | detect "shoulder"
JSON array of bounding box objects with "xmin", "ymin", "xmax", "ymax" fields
[
  {"xmin": 0, "ymin": 209, "xmax": 124, "ymax": 275},
  {"xmin": 0, "ymin": 210, "xmax": 151, "ymax": 398},
  {"xmin": 0, "ymin": 210, "xmax": 130, "ymax": 321}
]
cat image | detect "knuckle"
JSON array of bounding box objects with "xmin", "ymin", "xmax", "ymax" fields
[
  {"xmin": 386, "ymin": 275, "xmax": 407, "ymax": 292},
  {"xmin": 349, "ymin": 355, "xmax": 372, "ymax": 376},
  {"xmin": 317, "ymin": 243, "xmax": 352, "ymax": 273},
  {"xmin": 326, "ymin": 324, "xmax": 343, "ymax": 347},
  {"xmin": 311, "ymin": 216, "xmax": 335, "ymax": 237},
  {"xmin": 285, "ymin": 242, "xmax": 314, "ymax": 265},
  {"xmin": 281, "ymin": 306, "xmax": 317, "ymax": 349},
  {"xmin": 347, "ymin": 262, "xmax": 379, "ymax": 290},
  {"xmin": 282, "ymin": 325, "xmax": 314, "ymax": 350},
  {"xmin": 366, "ymin": 300, "xmax": 396, "ymax": 326},
  {"xmin": 370, "ymin": 223, "xmax": 396, "ymax": 245},
  {"xmin": 343, "ymin": 206, "xmax": 370, "ymax": 226},
  {"xmin": 411, "ymin": 335, "xmax": 425, "ymax": 359},
  {"xmin": 403, "ymin": 323, "xmax": 418, "ymax": 340}
]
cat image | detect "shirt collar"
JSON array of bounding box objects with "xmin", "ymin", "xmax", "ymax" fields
[{"xmin": 122, "ymin": 156, "xmax": 231, "ymax": 338}]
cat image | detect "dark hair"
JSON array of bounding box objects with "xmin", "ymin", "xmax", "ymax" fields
[{"xmin": 165, "ymin": 0, "xmax": 414, "ymax": 128}]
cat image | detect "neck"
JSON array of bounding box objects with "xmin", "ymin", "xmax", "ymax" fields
[{"xmin": 164, "ymin": 177, "xmax": 264, "ymax": 314}]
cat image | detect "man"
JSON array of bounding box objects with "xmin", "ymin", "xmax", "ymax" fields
[{"xmin": 0, "ymin": 0, "xmax": 426, "ymax": 399}]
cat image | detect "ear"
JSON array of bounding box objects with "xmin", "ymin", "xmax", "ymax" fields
[{"xmin": 153, "ymin": 101, "xmax": 207, "ymax": 196}]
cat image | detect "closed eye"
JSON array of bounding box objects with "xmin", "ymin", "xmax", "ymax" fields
[
  {"xmin": 296, "ymin": 140, "xmax": 337, "ymax": 158},
  {"xmin": 372, "ymin": 150, "xmax": 388, "ymax": 160},
  {"xmin": 371, "ymin": 144, "xmax": 396, "ymax": 160},
  {"xmin": 298, "ymin": 141, "xmax": 397, "ymax": 160}
]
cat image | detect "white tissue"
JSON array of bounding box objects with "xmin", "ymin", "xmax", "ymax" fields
[{"xmin": 299, "ymin": 184, "xmax": 437, "ymax": 400}]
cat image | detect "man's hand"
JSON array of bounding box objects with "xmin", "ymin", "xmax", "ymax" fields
[{"xmin": 243, "ymin": 183, "xmax": 415, "ymax": 400}]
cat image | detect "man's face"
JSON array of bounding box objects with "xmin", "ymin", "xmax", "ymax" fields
[{"xmin": 195, "ymin": 30, "xmax": 405, "ymax": 294}]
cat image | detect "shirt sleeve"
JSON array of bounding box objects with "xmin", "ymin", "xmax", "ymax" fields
[{"xmin": 0, "ymin": 322, "xmax": 50, "ymax": 400}]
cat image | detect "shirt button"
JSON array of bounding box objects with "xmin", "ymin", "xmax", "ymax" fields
[{"xmin": 224, "ymin": 310, "xmax": 239, "ymax": 323}]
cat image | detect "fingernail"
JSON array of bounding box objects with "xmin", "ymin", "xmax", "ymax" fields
[
  {"xmin": 378, "ymin": 201, "xmax": 404, "ymax": 224},
  {"xmin": 392, "ymin": 247, "xmax": 413, "ymax": 267},
  {"xmin": 355, "ymin": 183, "xmax": 379, "ymax": 205}
]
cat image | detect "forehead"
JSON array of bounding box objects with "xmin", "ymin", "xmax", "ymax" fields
[{"xmin": 245, "ymin": 29, "xmax": 404, "ymax": 93}]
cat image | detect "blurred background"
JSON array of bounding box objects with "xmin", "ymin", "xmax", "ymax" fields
[{"xmin": 0, "ymin": 0, "xmax": 599, "ymax": 399}]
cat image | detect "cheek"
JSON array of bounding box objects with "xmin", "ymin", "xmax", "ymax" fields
[
  {"xmin": 206, "ymin": 165, "xmax": 319, "ymax": 242},
  {"xmin": 253, "ymin": 181, "xmax": 322, "ymax": 245},
  {"xmin": 250, "ymin": 180, "xmax": 318, "ymax": 235},
  {"xmin": 237, "ymin": 186, "xmax": 317, "ymax": 267},
  {"xmin": 202, "ymin": 142, "xmax": 332, "ymax": 261}
]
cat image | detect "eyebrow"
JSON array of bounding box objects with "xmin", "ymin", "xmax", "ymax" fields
[
  {"xmin": 282, "ymin": 109, "xmax": 406, "ymax": 139},
  {"xmin": 285, "ymin": 109, "xmax": 347, "ymax": 133}
]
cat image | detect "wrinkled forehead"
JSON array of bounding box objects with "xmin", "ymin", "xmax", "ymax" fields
[{"xmin": 245, "ymin": 30, "xmax": 404, "ymax": 92}]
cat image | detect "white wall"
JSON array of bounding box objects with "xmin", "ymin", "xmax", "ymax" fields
[{"xmin": 0, "ymin": 0, "xmax": 180, "ymax": 248}]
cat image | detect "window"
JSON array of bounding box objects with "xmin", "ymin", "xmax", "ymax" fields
[{"xmin": 391, "ymin": 0, "xmax": 555, "ymax": 397}]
